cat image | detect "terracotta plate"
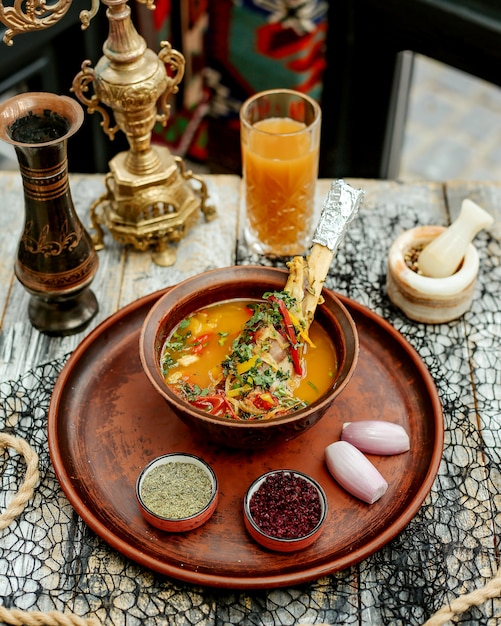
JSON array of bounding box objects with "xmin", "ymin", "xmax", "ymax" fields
[{"xmin": 48, "ymin": 289, "xmax": 444, "ymax": 589}]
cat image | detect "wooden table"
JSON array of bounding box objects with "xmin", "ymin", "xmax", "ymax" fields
[{"xmin": 0, "ymin": 172, "xmax": 500, "ymax": 625}]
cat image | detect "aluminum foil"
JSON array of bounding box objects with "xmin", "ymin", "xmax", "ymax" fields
[{"xmin": 312, "ymin": 179, "xmax": 364, "ymax": 252}]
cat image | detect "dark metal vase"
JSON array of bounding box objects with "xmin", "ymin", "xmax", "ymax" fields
[{"xmin": 0, "ymin": 92, "xmax": 99, "ymax": 336}]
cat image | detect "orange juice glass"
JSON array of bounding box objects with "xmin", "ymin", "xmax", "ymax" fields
[{"xmin": 240, "ymin": 89, "xmax": 321, "ymax": 256}]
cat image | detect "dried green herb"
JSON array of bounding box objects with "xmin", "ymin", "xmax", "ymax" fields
[{"xmin": 140, "ymin": 462, "xmax": 212, "ymax": 519}]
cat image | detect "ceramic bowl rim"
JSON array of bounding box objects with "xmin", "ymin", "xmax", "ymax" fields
[
  {"xmin": 243, "ymin": 468, "xmax": 328, "ymax": 544},
  {"xmin": 136, "ymin": 452, "xmax": 218, "ymax": 523}
]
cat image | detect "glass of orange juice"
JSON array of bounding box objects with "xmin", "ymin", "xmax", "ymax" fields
[{"xmin": 240, "ymin": 89, "xmax": 321, "ymax": 257}]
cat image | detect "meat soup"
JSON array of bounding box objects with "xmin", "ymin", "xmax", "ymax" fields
[{"xmin": 160, "ymin": 295, "xmax": 338, "ymax": 421}]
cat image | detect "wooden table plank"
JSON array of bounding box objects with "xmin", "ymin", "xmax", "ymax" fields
[
  {"xmin": 444, "ymin": 181, "xmax": 501, "ymax": 608},
  {"xmin": 0, "ymin": 174, "xmax": 241, "ymax": 382},
  {"xmin": 0, "ymin": 172, "xmax": 23, "ymax": 324}
]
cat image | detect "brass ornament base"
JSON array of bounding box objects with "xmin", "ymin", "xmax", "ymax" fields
[{"xmin": 90, "ymin": 146, "xmax": 215, "ymax": 266}]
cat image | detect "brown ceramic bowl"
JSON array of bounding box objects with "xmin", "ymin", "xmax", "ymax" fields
[
  {"xmin": 139, "ymin": 266, "xmax": 359, "ymax": 449},
  {"xmin": 243, "ymin": 469, "xmax": 328, "ymax": 552}
]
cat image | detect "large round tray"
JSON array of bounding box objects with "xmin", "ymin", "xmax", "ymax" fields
[{"xmin": 48, "ymin": 289, "xmax": 443, "ymax": 589}]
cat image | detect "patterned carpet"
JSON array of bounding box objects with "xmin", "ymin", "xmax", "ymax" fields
[{"xmin": 2, "ymin": 55, "xmax": 501, "ymax": 181}]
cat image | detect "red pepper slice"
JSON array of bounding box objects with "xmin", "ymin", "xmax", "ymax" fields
[
  {"xmin": 253, "ymin": 393, "xmax": 278, "ymax": 411},
  {"xmin": 267, "ymin": 295, "xmax": 303, "ymax": 375},
  {"xmin": 190, "ymin": 394, "xmax": 237, "ymax": 419},
  {"xmin": 189, "ymin": 332, "xmax": 212, "ymax": 355}
]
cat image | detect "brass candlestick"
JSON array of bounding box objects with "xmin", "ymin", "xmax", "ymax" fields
[{"xmin": 1, "ymin": 0, "xmax": 216, "ymax": 267}]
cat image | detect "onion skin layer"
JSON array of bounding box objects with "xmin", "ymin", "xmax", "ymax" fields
[
  {"xmin": 325, "ymin": 441, "xmax": 388, "ymax": 504},
  {"xmin": 341, "ymin": 420, "xmax": 410, "ymax": 455}
]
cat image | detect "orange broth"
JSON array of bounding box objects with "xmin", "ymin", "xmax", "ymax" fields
[{"xmin": 160, "ymin": 299, "xmax": 338, "ymax": 406}]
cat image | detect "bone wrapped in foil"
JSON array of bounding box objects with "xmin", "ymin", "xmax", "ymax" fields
[{"xmin": 312, "ymin": 179, "xmax": 364, "ymax": 252}]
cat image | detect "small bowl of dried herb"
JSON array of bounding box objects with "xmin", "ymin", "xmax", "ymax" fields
[
  {"xmin": 136, "ymin": 453, "xmax": 218, "ymax": 532},
  {"xmin": 243, "ymin": 469, "xmax": 328, "ymax": 552}
]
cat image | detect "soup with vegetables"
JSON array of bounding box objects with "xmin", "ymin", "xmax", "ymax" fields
[{"xmin": 160, "ymin": 294, "xmax": 338, "ymax": 421}]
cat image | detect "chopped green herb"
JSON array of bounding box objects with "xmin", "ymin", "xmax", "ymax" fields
[
  {"xmin": 218, "ymin": 331, "xmax": 229, "ymax": 346},
  {"xmin": 179, "ymin": 317, "xmax": 191, "ymax": 329}
]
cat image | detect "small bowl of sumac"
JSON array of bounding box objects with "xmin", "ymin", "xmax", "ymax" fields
[{"xmin": 243, "ymin": 469, "xmax": 328, "ymax": 552}]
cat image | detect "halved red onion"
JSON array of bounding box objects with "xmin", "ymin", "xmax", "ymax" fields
[
  {"xmin": 325, "ymin": 441, "xmax": 388, "ymax": 504},
  {"xmin": 341, "ymin": 420, "xmax": 410, "ymax": 455}
]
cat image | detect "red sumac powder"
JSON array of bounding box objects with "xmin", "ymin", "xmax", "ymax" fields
[{"xmin": 249, "ymin": 471, "xmax": 322, "ymax": 539}]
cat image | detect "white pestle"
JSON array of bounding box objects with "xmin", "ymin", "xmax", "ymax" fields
[{"xmin": 417, "ymin": 198, "xmax": 494, "ymax": 278}]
